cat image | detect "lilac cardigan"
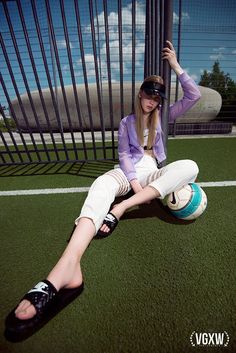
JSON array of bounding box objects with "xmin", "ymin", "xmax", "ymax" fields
[{"xmin": 118, "ymin": 72, "xmax": 201, "ymax": 182}]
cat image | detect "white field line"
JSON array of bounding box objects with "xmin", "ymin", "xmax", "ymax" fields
[
  {"xmin": 0, "ymin": 181, "xmax": 236, "ymax": 196},
  {"xmin": 0, "ymin": 187, "xmax": 90, "ymax": 196},
  {"xmin": 198, "ymin": 181, "xmax": 236, "ymax": 187}
]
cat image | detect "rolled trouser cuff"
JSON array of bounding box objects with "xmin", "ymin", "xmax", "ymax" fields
[{"xmin": 74, "ymin": 170, "xmax": 130, "ymax": 233}]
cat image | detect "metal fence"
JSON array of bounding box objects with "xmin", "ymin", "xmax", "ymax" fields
[
  {"xmin": 1, "ymin": 0, "xmax": 236, "ymax": 167},
  {"xmin": 0, "ymin": 0, "xmax": 172, "ymax": 166}
]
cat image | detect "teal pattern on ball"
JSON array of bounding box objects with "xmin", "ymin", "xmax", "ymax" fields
[{"xmin": 170, "ymin": 183, "xmax": 202, "ymax": 219}]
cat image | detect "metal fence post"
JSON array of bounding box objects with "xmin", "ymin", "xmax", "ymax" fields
[{"xmin": 161, "ymin": 0, "xmax": 173, "ymax": 161}]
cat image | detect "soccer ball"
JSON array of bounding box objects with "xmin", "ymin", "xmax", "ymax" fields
[{"xmin": 166, "ymin": 183, "xmax": 207, "ymax": 220}]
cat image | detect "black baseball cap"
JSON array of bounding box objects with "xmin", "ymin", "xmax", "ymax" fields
[{"xmin": 140, "ymin": 81, "xmax": 166, "ymax": 99}]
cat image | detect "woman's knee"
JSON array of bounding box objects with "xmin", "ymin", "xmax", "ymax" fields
[
  {"xmin": 188, "ymin": 159, "xmax": 199, "ymax": 175},
  {"xmin": 182, "ymin": 159, "xmax": 199, "ymax": 178},
  {"xmin": 91, "ymin": 174, "xmax": 118, "ymax": 191}
]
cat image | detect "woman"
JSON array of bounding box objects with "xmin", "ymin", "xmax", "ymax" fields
[{"xmin": 5, "ymin": 41, "xmax": 201, "ymax": 339}]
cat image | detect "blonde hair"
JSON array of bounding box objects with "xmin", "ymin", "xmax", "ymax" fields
[{"xmin": 135, "ymin": 75, "xmax": 164, "ymax": 149}]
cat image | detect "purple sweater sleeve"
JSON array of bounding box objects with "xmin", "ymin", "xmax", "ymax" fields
[
  {"xmin": 169, "ymin": 72, "xmax": 201, "ymax": 122},
  {"xmin": 118, "ymin": 117, "xmax": 137, "ymax": 181}
]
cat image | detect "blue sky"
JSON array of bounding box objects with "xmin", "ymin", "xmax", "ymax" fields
[
  {"xmin": 0, "ymin": 0, "xmax": 236, "ymax": 110},
  {"xmin": 172, "ymin": 0, "xmax": 236, "ymax": 81}
]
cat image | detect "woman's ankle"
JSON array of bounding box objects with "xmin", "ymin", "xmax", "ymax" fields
[
  {"xmin": 47, "ymin": 256, "xmax": 83, "ymax": 291},
  {"xmin": 111, "ymin": 200, "xmax": 127, "ymax": 219},
  {"xmin": 120, "ymin": 199, "xmax": 132, "ymax": 213}
]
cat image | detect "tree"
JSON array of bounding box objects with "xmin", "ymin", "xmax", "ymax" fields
[{"xmin": 199, "ymin": 61, "xmax": 236, "ymax": 118}]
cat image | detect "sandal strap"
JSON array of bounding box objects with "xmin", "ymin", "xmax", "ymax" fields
[
  {"xmin": 22, "ymin": 280, "xmax": 57, "ymax": 315},
  {"xmin": 95, "ymin": 212, "xmax": 119, "ymax": 238},
  {"xmin": 103, "ymin": 212, "xmax": 118, "ymax": 230}
]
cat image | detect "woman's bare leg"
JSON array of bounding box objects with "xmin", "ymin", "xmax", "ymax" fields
[
  {"xmin": 15, "ymin": 217, "xmax": 95, "ymax": 320},
  {"xmin": 13, "ymin": 169, "xmax": 129, "ymax": 321},
  {"xmin": 100, "ymin": 160, "xmax": 199, "ymax": 233},
  {"xmin": 100, "ymin": 186, "xmax": 160, "ymax": 233}
]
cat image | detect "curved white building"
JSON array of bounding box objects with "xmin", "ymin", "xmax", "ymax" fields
[{"xmin": 11, "ymin": 83, "xmax": 222, "ymax": 131}]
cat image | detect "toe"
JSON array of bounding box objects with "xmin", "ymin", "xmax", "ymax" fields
[
  {"xmin": 15, "ymin": 300, "xmax": 37, "ymax": 320},
  {"xmin": 100, "ymin": 224, "xmax": 110, "ymax": 233},
  {"xmin": 16, "ymin": 305, "xmax": 36, "ymax": 320},
  {"xmin": 100, "ymin": 225, "xmax": 110, "ymax": 233},
  {"xmin": 104, "ymin": 225, "xmax": 110, "ymax": 233},
  {"xmin": 100, "ymin": 224, "xmax": 106, "ymax": 232},
  {"xmin": 15, "ymin": 300, "xmax": 30, "ymax": 314}
]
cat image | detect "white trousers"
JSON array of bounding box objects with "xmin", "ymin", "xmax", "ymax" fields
[{"xmin": 75, "ymin": 156, "xmax": 199, "ymax": 232}]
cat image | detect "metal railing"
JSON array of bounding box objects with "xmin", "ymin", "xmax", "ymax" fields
[{"xmin": 0, "ymin": 0, "xmax": 172, "ymax": 166}]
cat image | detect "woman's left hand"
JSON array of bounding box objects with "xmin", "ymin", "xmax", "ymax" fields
[{"xmin": 162, "ymin": 40, "xmax": 183, "ymax": 75}]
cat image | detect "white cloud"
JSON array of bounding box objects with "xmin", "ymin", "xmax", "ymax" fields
[
  {"xmin": 78, "ymin": 2, "xmax": 147, "ymax": 82},
  {"xmin": 180, "ymin": 68, "xmax": 199, "ymax": 82},
  {"xmin": 213, "ymin": 47, "xmax": 225, "ymax": 52},
  {"xmin": 209, "ymin": 53, "xmax": 224, "ymax": 60},
  {"xmin": 190, "ymin": 73, "xmax": 198, "ymax": 81},
  {"xmin": 173, "ymin": 11, "xmax": 190, "ymax": 24},
  {"xmin": 78, "ymin": 2, "xmax": 196, "ymax": 83},
  {"xmin": 57, "ymin": 39, "xmax": 73, "ymax": 49},
  {"xmin": 76, "ymin": 54, "xmax": 95, "ymax": 80},
  {"xmin": 210, "ymin": 47, "xmax": 225, "ymax": 60},
  {"xmin": 96, "ymin": 1, "xmax": 146, "ymax": 27}
]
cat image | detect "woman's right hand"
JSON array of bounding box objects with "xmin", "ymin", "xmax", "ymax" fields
[
  {"xmin": 130, "ymin": 179, "xmax": 151, "ymax": 204},
  {"xmin": 130, "ymin": 179, "xmax": 143, "ymax": 194}
]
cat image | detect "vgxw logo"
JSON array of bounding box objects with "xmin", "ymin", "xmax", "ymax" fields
[{"xmin": 190, "ymin": 331, "xmax": 230, "ymax": 347}]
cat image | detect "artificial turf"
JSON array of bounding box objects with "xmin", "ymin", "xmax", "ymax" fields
[{"xmin": 0, "ymin": 137, "xmax": 236, "ymax": 353}]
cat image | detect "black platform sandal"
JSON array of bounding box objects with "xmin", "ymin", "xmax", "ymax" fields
[
  {"xmin": 95, "ymin": 212, "xmax": 119, "ymax": 238},
  {"xmin": 5, "ymin": 279, "xmax": 84, "ymax": 342}
]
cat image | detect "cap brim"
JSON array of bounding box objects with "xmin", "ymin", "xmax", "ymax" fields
[{"xmin": 143, "ymin": 88, "xmax": 166, "ymax": 99}]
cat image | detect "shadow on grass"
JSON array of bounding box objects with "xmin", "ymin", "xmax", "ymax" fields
[
  {"xmin": 0, "ymin": 163, "xmax": 194, "ymax": 237},
  {"xmin": 0, "ymin": 161, "xmax": 116, "ymax": 179},
  {"xmin": 118, "ymin": 198, "xmax": 195, "ymax": 226},
  {"xmin": 93, "ymin": 195, "xmax": 194, "ymax": 241}
]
